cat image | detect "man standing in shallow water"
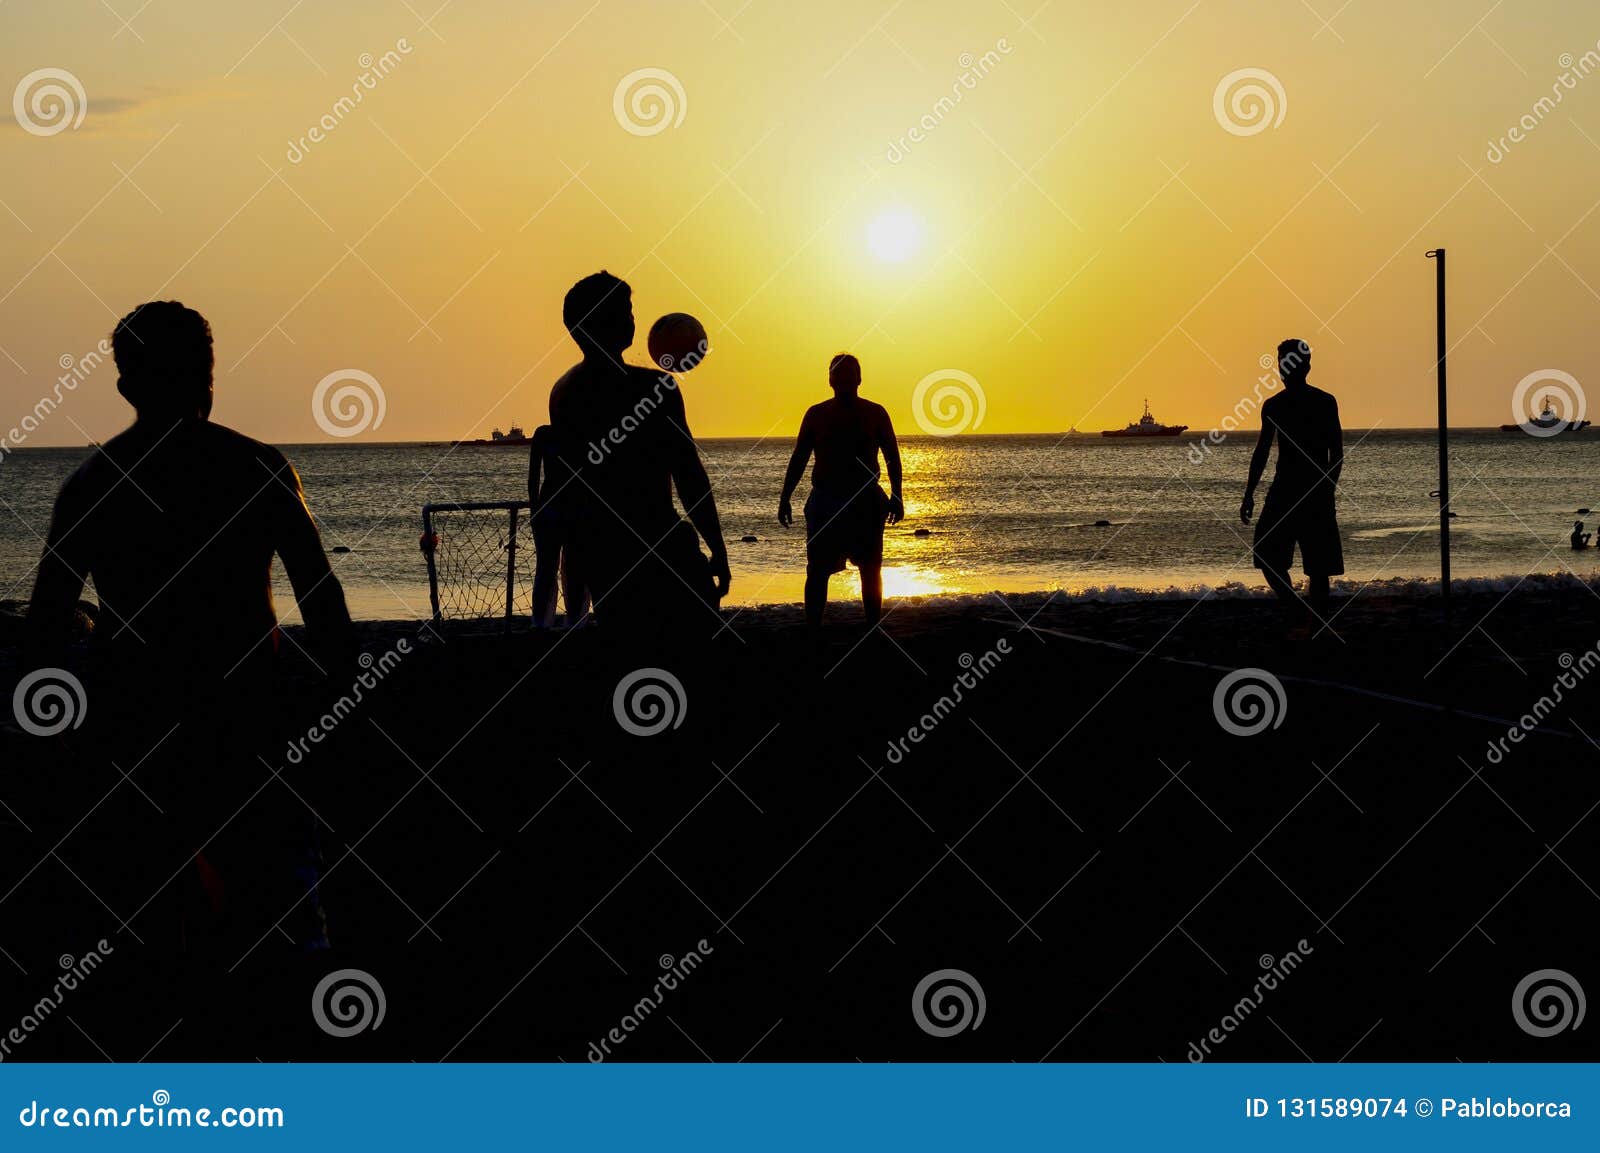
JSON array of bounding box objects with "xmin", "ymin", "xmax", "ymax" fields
[{"xmin": 778, "ymin": 354, "xmax": 904, "ymax": 630}]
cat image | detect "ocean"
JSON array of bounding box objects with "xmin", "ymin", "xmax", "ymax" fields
[{"xmin": 3, "ymin": 430, "xmax": 1597, "ymax": 621}]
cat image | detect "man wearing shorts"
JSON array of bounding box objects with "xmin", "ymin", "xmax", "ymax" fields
[
  {"xmin": 1240, "ymin": 338, "xmax": 1344, "ymax": 627},
  {"xmin": 778, "ymin": 354, "xmax": 904, "ymax": 630}
]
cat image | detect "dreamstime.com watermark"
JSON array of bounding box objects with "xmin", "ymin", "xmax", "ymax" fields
[
  {"xmin": 1483, "ymin": 643, "xmax": 1600, "ymax": 765},
  {"xmin": 0, "ymin": 339, "xmax": 113, "ymax": 464},
  {"xmin": 283, "ymin": 641, "xmax": 412, "ymax": 764},
  {"xmin": 613, "ymin": 68, "xmax": 686, "ymax": 136},
  {"xmin": 0, "ymin": 942, "xmax": 114, "ymax": 1062},
  {"xmin": 12, "ymin": 68, "xmax": 86, "ymax": 136},
  {"xmin": 312, "ymin": 368, "xmax": 387, "ymax": 438},
  {"xmin": 1213, "ymin": 68, "xmax": 1286, "ymax": 136},
  {"xmin": 885, "ymin": 40, "xmax": 1014, "ymax": 164},
  {"xmin": 18, "ymin": 1091, "xmax": 282, "ymax": 1129},
  {"xmin": 1186, "ymin": 939, "xmax": 1314, "ymax": 1061},
  {"xmin": 311, "ymin": 968, "xmax": 386, "ymax": 1038},
  {"xmin": 612, "ymin": 667, "xmax": 688, "ymax": 736},
  {"xmin": 585, "ymin": 342, "xmax": 707, "ymax": 465},
  {"xmin": 884, "ymin": 641, "xmax": 1011, "ymax": 765},
  {"xmin": 286, "ymin": 39, "xmax": 415, "ymax": 164},
  {"xmin": 1212, "ymin": 667, "xmax": 1287, "ymax": 737},
  {"xmin": 11, "ymin": 667, "xmax": 88, "ymax": 736},
  {"xmin": 586, "ymin": 940, "xmax": 715, "ymax": 1060},
  {"xmin": 1509, "ymin": 368, "xmax": 1585, "ymax": 438},
  {"xmin": 912, "ymin": 968, "xmax": 986, "ymax": 1037},
  {"xmin": 1186, "ymin": 345, "xmax": 1306, "ymax": 464},
  {"xmin": 911, "ymin": 369, "xmax": 986, "ymax": 436},
  {"xmin": 1487, "ymin": 46, "xmax": 1600, "ymax": 164},
  {"xmin": 1512, "ymin": 968, "xmax": 1585, "ymax": 1037}
]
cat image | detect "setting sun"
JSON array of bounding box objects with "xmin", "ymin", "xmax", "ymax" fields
[{"xmin": 866, "ymin": 209, "xmax": 924, "ymax": 262}]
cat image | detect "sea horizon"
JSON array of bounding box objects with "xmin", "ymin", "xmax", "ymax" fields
[{"xmin": 6, "ymin": 429, "xmax": 1595, "ymax": 621}]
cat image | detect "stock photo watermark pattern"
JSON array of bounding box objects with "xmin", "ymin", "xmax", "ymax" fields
[
  {"xmin": 11, "ymin": 668, "xmax": 87, "ymax": 737},
  {"xmin": 1509, "ymin": 369, "xmax": 1586, "ymax": 437},
  {"xmin": 587, "ymin": 941, "xmax": 715, "ymax": 1061},
  {"xmin": 12, "ymin": 68, "xmax": 86, "ymax": 137},
  {"xmin": 1486, "ymin": 41, "xmax": 1600, "ymax": 164},
  {"xmin": 5, "ymin": 2, "xmax": 1600, "ymax": 1143},
  {"xmin": 612, "ymin": 68, "xmax": 686, "ymax": 136},
  {"xmin": 1186, "ymin": 940, "xmax": 1314, "ymax": 1062},
  {"xmin": 1210, "ymin": 668, "xmax": 1287, "ymax": 737},
  {"xmin": 1212, "ymin": 68, "xmax": 1286, "ymax": 137},
  {"xmin": 1511, "ymin": 969, "xmax": 1585, "ymax": 1038},
  {"xmin": 911, "ymin": 969, "xmax": 986, "ymax": 1038},
  {"xmin": 0, "ymin": 942, "xmax": 115, "ymax": 1062},
  {"xmin": 910, "ymin": 369, "xmax": 985, "ymax": 436},
  {"xmin": 884, "ymin": 40, "xmax": 1015, "ymax": 165},
  {"xmin": 312, "ymin": 369, "xmax": 388, "ymax": 438},
  {"xmin": 285, "ymin": 39, "xmax": 416, "ymax": 165},
  {"xmin": 612, "ymin": 668, "xmax": 687, "ymax": 736},
  {"xmin": 311, "ymin": 969, "xmax": 387, "ymax": 1039}
]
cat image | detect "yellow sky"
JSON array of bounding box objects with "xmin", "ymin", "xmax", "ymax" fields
[{"xmin": 3, "ymin": 0, "xmax": 1599, "ymax": 443}]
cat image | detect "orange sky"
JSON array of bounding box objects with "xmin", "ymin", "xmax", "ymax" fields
[{"xmin": 3, "ymin": 0, "xmax": 1600, "ymax": 443}]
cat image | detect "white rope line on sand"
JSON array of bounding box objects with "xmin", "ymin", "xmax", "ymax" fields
[{"xmin": 982, "ymin": 618, "xmax": 1580, "ymax": 743}]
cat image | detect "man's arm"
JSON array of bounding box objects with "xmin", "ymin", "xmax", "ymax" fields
[
  {"xmin": 1327, "ymin": 398, "xmax": 1344, "ymax": 488},
  {"xmin": 778, "ymin": 410, "xmax": 814, "ymax": 526},
  {"xmin": 661, "ymin": 390, "xmax": 730, "ymax": 598},
  {"xmin": 1240, "ymin": 420, "xmax": 1275, "ymax": 525},
  {"xmin": 24, "ymin": 471, "xmax": 94, "ymax": 669},
  {"xmin": 268, "ymin": 450, "xmax": 355, "ymax": 666},
  {"xmin": 880, "ymin": 407, "xmax": 904, "ymax": 525}
]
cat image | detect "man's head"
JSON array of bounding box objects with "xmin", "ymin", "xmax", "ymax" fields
[
  {"xmin": 1277, "ymin": 339, "xmax": 1311, "ymax": 385},
  {"xmin": 829, "ymin": 353, "xmax": 861, "ymax": 394},
  {"xmin": 112, "ymin": 301, "xmax": 215, "ymax": 420},
  {"xmin": 563, "ymin": 271, "xmax": 634, "ymax": 360}
]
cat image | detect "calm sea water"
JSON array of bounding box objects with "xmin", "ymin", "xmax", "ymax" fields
[{"xmin": 3, "ymin": 430, "xmax": 1597, "ymax": 621}]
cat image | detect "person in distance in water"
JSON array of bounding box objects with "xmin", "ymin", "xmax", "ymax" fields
[{"xmin": 778, "ymin": 354, "xmax": 904, "ymax": 631}]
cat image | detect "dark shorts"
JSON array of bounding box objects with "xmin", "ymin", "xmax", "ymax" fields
[
  {"xmin": 1253, "ymin": 488, "xmax": 1343, "ymax": 577},
  {"xmin": 805, "ymin": 486, "xmax": 887, "ymax": 574},
  {"xmin": 589, "ymin": 518, "xmax": 718, "ymax": 628}
]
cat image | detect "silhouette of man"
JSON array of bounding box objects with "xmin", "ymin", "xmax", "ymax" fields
[
  {"xmin": 778, "ymin": 354, "xmax": 904, "ymax": 629},
  {"xmin": 26, "ymin": 300, "xmax": 352, "ymax": 950},
  {"xmin": 548, "ymin": 272, "xmax": 730, "ymax": 633},
  {"xmin": 528, "ymin": 423, "xmax": 589, "ymax": 627},
  {"xmin": 1573, "ymin": 520, "xmax": 1591, "ymax": 550},
  {"xmin": 1240, "ymin": 339, "xmax": 1343, "ymax": 625}
]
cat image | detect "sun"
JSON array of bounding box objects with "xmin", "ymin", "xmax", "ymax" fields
[{"xmin": 867, "ymin": 210, "xmax": 923, "ymax": 262}]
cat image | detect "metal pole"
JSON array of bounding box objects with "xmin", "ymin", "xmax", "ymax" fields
[
  {"xmin": 422, "ymin": 505, "xmax": 443, "ymax": 626},
  {"xmin": 1434, "ymin": 251, "xmax": 1451, "ymax": 609},
  {"xmin": 504, "ymin": 505, "xmax": 520, "ymax": 632}
]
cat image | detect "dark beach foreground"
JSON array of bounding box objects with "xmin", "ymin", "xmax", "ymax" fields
[{"xmin": 2, "ymin": 582, "xmax": 1598, "ymax": 1062}]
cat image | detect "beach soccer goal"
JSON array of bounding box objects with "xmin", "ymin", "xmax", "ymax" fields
[{"xmin": 420, "ymin": 501, "xmax": 539, "ymax": 626}]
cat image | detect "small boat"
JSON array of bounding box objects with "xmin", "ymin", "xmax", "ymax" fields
[
  {"xmin": 454, "ymin": 423, "xmax": 534, "ymax": 447},
  {"xmin": 1500, "ymin": 397, "xmax": 1589, "ymax": 434},
  {"xmin": 1102, "ymin": 399, "xmax": 1187, "ymax": 438}
]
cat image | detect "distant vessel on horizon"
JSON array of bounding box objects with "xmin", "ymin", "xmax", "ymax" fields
[
  {"xmin": 1499, "ymin": 397, "xmax": 1589, "ymax": 434},
  {"xmin": 454, "ymin": 424, "xmax": 532, "ymax": 447},
  {"xmin": 1101, "ymin": 400, "xmax": 1187, "ymax": 438}
]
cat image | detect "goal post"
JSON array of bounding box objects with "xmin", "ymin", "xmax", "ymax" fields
[{"xmin": 420, "ymin": 500, "xmax": 539, "ymax": 627}]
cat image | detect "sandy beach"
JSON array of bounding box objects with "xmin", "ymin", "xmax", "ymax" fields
[{"xmin": 4, "ymin": 580, "xmax": 1597, "ymax": 1061}]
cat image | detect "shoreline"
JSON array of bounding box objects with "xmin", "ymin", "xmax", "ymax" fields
[
  {"xmin": 3, "ymin": 425, "xmax": 1594, "ymax": 453},
  {"xmin": 345, "ymin": 568, "xmax": 1600, "ymax": 628}
]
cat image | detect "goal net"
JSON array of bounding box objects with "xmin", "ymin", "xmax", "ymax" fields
[{"xmin": 420, "ymin": 501, "xmax": 552, "ymax": 626}]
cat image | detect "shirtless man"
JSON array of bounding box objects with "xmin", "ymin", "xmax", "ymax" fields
[
  {"xmin": 26, "ymin": 300, "xmax": 352, "ymax": 950},
  {"xmin": 778, "ymin": 354, "xmax": 904, "ymax": 629},
  {"xmin": 1240, "ymin": 338, "xmax": 1344, "ymax": 629},
  {"xmin": 547, "ymin": 271, "xmax": 730, "ymax": 634}
]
